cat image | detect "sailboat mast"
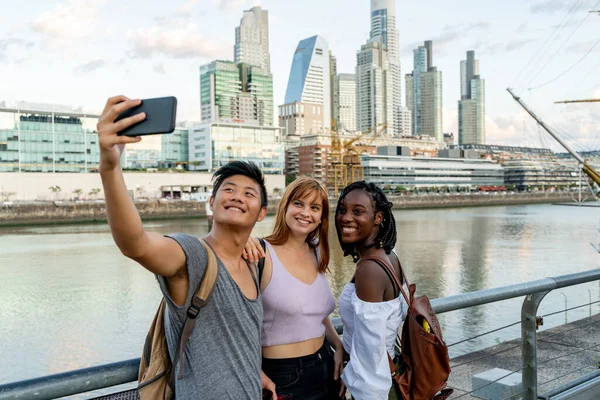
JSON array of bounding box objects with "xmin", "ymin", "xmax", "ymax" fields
[{"xmin": 507, "ymin": 88, "xmax": 600, "ymax": 187}]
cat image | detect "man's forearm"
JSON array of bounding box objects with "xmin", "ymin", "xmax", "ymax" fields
[{"xmin": 100, "ymin": 165, "xmax": 147, "ymax": 258}]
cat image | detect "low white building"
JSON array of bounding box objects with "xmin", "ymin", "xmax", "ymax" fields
[
  {"xmin": 363, "ymin": 152, "xmax": 504, "ymax": 189},
  {"xmin": 188, "ymin": 122, "xmax": 284, "ymax": 175}
]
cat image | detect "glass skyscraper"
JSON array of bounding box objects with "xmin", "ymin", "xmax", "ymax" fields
[
  {"xmin": 200, "ymin": 60, "xmax": 274, "ymax": 127},
  {"xmin": 459, "ymin": 51, "xmax": 486, "ymax": 145},
  {"xmin": 284, "ymin": 35, "xmax": 331, "ymax": 130}
]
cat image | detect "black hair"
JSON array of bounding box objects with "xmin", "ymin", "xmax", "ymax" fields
[
  {"xmin": 212, "ymin": 161, "xmax": 268, "ymax": 207},
  {"xmin": 335, "ymin": 181, "xmax": 397, "ymax": 262}
]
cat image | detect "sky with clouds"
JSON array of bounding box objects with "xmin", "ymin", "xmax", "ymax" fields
[{"xmin": 0, "ymin": 0, "xmax": 599, "ymax": 152}]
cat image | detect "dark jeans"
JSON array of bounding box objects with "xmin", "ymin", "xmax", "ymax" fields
[{"xmin": 262, "ymin": 341, "xmax": 341, "ymax": 400}]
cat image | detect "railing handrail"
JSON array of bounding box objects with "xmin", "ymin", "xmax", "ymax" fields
[{"xmin": 1, "ymin": 269, "xmax": 599, "ymax": 400}]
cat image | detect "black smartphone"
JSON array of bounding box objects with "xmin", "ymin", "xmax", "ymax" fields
[{"xmin": 116, "ymin": 96, "xmax": 177, "ymax": 136}]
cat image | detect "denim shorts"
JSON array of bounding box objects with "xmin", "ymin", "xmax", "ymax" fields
[{"xmin": 262, "ymin": 340, "xmax": 342, "ymax": 400}]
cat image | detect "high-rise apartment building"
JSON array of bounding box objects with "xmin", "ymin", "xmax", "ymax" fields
[
  {"xmin": 459, "ymin": 51, "xmax": 485, "ymax": 145},
  {"xmin": 200, "ymin": 60, "xmax": 273, "ymax": 127},
  {"xmin": 330, "ymin": 52, "xmax": 339, "ymax": 129},
  {"xmin": 338, "ymin": 73, "xmax": 357, "ymax": 132},
  {"xmin": 398, "ymin": 106, "xmax": 412, "ymax": 136},
  {"xmin": 234, "ymin": 6, "xmax": 270, "ymax": 71},
  {"xmin": 407, "ymin": 41, "xmax": 443, "ymax": 140},
  {"xmin": 356, "ymin": 39, "xmax": 393, "ymax": 135},
  {"xmin": 370, "ymin": 0, "xmax": 402, "ymax": 136},
  {"xmin": 278, "ymin": 102, "xmax": 325, "ymax": 136},
  {"xmin": 420, "ymin": 68, "xmax": 443, "ymax": 140}
]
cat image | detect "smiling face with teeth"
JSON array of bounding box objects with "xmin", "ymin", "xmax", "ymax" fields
[
  {"xmin": 264, "ymin": 177, "xmax": 331, "ymax": 273},
  {"xmin": 284, "ymin": 191, "xmax": 323, "ymax": 237},
  {"xmin": 210, "ymin": 175, "xmax": 267, "ymax": 228},
  {"xmin": 335, "ymin": 189, "xmax": 383, "ymax": 248}
]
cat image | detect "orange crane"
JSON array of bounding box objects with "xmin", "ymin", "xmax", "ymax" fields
[{"xmin": 327, "ymin": 124, "xmax": 386, "ymax": 197}]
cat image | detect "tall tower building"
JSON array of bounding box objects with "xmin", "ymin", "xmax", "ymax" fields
[
  {"xmin": 338, "ymin": 73, "xmax": 357, "ymax": 132},
  {"xmin": 370, "ymin": 0, "xmax": 402, "ymax": 136},
  {"xmin": 459, "ymin": 51, "xmax": 485, "ymax": 145},
  {"xmin": 356, "ymin": 39, "xmax": 393, "ymax": 135},
  {"xmin": 420, "ymin": 67, "xmax": 443, "ymax": 140},
  {"xmin": 234, "ymin": 6, "xmax": 270, "ymax": 71},
  {"xmin": 330, "ymin": 52, "xmax": 340, "ymax": 129},
  {"xmin": 409, "ymin": 43, "xmax": 428, "ymax": 135},
  {"xmin": 283, "ymin": 35, "xmax": 332, "ymax": 131},
  {"xmin": 408, "ymin": 40, "xmax": 442, "ymax": 140}
]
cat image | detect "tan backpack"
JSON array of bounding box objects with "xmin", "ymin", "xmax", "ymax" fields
[{"xmin": 137, "ymin": 238, "xmax": 219, "ymax": 400}]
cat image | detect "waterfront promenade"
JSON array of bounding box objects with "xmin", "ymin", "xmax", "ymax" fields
[{"xmin": 447, "ymin": 313, "xmax": 600, "ymax": 398}]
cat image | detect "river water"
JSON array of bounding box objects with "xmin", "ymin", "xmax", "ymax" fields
[{"xmin": 1, "ymin": 203, "xmax": 599, "ymax": 389}]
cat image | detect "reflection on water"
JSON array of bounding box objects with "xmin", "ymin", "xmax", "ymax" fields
[{"xmin": 1, "ymin": 204, "xmax": 599, "ymax": 387}]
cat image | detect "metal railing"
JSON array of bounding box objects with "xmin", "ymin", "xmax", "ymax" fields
[{"xmin": 1, "ymin": 269, "xmax": 599, "ymax": 400}]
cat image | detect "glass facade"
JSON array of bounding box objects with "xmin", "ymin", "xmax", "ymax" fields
[
  {"xmin": 200, "ymin": 61, "xmax": 243, "ymax": 123},
  {"xmin": 200, "ymin": 60, "xmax": 274, "ymax": 126},
  {"xmin": 189, "ymin": 123, "xmax": 284, "ymax": 174},
  {"xmin": 160, "ymin": 127, "xmax": 189, "ymax": 168},
  {"xmin": 0, "ymin": 107, "xmax": 99, "ymax": 173}
]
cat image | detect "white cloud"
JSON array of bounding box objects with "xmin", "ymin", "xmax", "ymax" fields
[
  {"xmin": 177, "ymin": 0, "xmax": 197, "ymax": 16},
  {"xmin": 153, "ymin": 63, "xmax": 166, "ymax": 74},
  {"xmin": 529, "ymin": 0, "xmax": 598, "ymax": 14},
  {"xmin": 127, "ymin": 24, "xmax": 231, "ymax": 59},
  {"xmin": 218, "ymin": 0, "xmax": 248, "ymax": 13},
  {"xmin": 32, "ymin": 0, "xmax": 103, "ymax": 49},
  {"xmin": 73, "ymin": 59, "xmax": 107, "ymax": 76}
]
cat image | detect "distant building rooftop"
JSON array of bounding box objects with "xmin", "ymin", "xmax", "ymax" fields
[{"xmin": 0, "ymin": 101, "xmax": 100, "ymax": 118}]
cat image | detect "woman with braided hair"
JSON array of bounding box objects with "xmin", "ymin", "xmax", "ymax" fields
[{"xmin": 336, "ymin": 181, "xmax": 409, "ymax": 400}]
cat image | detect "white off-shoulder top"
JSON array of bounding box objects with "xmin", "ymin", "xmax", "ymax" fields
[{"xmin": 339, "ymin": 282, "xmax": 408, "ymax": 400}]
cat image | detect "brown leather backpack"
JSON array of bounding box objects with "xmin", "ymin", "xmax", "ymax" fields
[
  {"xmin": 366, "ymin": 256, "xmax": 453, "ymax": 400},
  {"xmin": 137, "ymin": 238, "xmax": 219, "ymax": 400}
]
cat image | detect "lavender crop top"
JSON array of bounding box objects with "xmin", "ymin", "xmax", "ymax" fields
[{"xmin": 261, "ymin": 241, "xmax": 336, "ymax": 347}]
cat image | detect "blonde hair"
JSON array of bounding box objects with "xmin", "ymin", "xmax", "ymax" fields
[{"xmin": 264, "ymin": 177, "xmax": 330, "ymax": 273}]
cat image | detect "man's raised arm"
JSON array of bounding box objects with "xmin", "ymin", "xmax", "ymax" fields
[{"xmin": 97, "ymin": 96, "xmax": 186, "ymax": 280}]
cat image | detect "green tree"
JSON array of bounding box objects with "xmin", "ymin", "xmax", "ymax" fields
[
  {"xmin": 88, "ymin": 188, "xmax": 101, "ymax": 199},
  {"xmin": 0, "ymin": 189, "xmax": 16, "ymax": 202},
  {"xmin": 73, "ymin": 188, "xmax": 83, "ymax": 200},
  {"xmin": 49, "ymin": 185, "xmax": 62, "ymax": 201},
  {"xmin": 285, "ymin": 175, "xmax": 297, "ymax": 186},
  {"xmin": 135, "ymin": 185, "xmax": 145, "ymax": 199}
]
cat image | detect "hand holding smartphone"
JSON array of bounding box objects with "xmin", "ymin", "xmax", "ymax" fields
[{"xmin": 115, "ymin": 96, "xmax": 177, "ymax": 137}]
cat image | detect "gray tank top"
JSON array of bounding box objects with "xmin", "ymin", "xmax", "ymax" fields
[{"xmin": 155, "ymin": 233, "xmax": 262, "ymax": 399}]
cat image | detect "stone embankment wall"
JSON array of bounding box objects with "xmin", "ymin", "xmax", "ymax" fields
[
  {"xmin": 0, "ymin": 200, "xmax": 281, "ymax": 226},
  {"xmin": 386, "ymin": 192, "xmax": 581, "ymax": 209},
  {"xmin": 0, "ymin": 192, "xmax": 583, "ymax": 227}
]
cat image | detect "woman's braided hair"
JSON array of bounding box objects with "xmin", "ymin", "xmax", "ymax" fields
[{"xmin": 335, "ymin": 181, "xmax": 397, "ymax": 262}]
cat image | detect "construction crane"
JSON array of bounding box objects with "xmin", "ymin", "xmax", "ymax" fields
[{"xmin": 327, "ymin": 124, "xmax": 386, "ymax": 197}]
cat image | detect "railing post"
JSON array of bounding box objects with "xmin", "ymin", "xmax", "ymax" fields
[{"xmin": 521, "ymin": 290, "xmax": 550, "ymax": 400}]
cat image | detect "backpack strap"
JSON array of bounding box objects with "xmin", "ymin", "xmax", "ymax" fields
[
  {"xmin": 257, "ymin": 238, "xmax": 267, "ymax": 285},
  {"xmin": 170, "ymin": 238, "xmax": 219, "ymax": 385},
  {"xmin": 362, "ymin": 255, "xmax": 412, "ymax": 307}
]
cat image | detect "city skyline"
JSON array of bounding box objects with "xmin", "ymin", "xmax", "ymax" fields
[{"xmin": 1, "ymin": 0, "xmax": 599, "ymax": 152}]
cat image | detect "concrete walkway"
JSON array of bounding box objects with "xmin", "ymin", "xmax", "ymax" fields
[{"xmin": 447, "ymin": 313, "xmax": 600, "ymax": 399}]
